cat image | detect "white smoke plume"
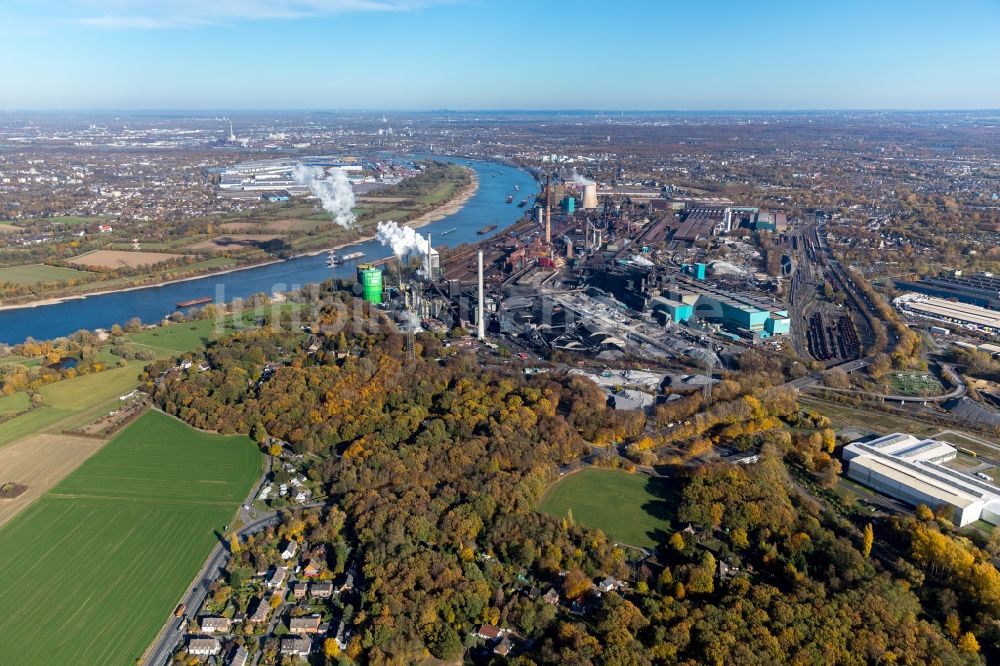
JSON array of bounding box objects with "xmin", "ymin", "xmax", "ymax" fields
[
  {"xmin": 631, "ymin": 254, "xmax": 654, "ymax": 267},
  {"xmin": 570, "ymin": 169, "xmax": 595, "ymax": 186},
  {"xmin": 376, "ymin": 220, "xmax": 429, "ymax": 258},
  {"xmin": 397, "ymin": 309, "xmax": 422, "ymax": 332},
  {"xmin": 292, "ymin": 165, "xmax": 356, "ymax": 228}
]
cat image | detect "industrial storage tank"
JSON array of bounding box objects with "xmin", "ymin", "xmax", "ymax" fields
[
  {"xmin": 582, "ymin": 183, "xmax": 598, "ymax": 209},
  {"xmin": 357, "ymin": 264, "xmax": 383, "ymax": 305}
]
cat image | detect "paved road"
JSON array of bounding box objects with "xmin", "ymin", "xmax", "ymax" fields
[
  {"xmin": 144, "ymin": 499, "xmax": 334, "ymax": 666},
  {"xmin": 783, "ymin": 356, "xmax": 874, "ymax": 390},
  {"xmin": 144, "ymin": 511, "xmax": 281, "ymax": 666}
]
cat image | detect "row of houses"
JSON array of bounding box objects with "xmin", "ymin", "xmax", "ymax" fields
[{"xmin": 185, "ymin": 639, "xmax": 247, "ymax": 665}]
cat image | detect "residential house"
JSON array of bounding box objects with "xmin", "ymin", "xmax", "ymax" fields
[
  {"xmin": 187, "ymin": 638, "xmax": 221, "ymax": 656},
  {"xmin": 266, "ymin": 566, "xmax": 287, "ymax": 589},
  {"xmin": 302, "ymin": 559, "xmax": 322, "ymax": 578},
  {"xmin": 597, "ymin": 576, "xmax": 623, "ymax": 593},
  {"xmin": 494, "ymin": 636, "xmax": 513, "ymax": 657},
  {"xmin": 289, "ymin": 615, "xmax": 323, "ymax": 635},
  {"xmin": 310, "ymin": 581, "xmax": 333, "ymax": 599},
  {"xmin": 291, "ymin": 582, "xmax": 308, "ymax": 599},
  {"xmin": 306, "ymin": 337, "xmax": 322, "ymax": 354},
  {"xmin": 228, "ymin": 646, "xmax": 249, "ymax": 666},
  {"xmin": 281, "ymin": 541, "xmax": 299, "ymax": 561},
  {"xmin": 476, "ymin": 625, "xmax": 502, "ymax": 641},
  {"xmin": 288, "ymin": 615, "xmax": 322, "ymax": 636},
  {"xmin": 200, "ymin": 616, "xmax": 231, "ymax": 633},
  {"xmin": 542, "ymin": 588, "xmax": 560, "ymax": 605},
  {"xmin": 249, "ymin": 600, "xmax": 270, "ymax": 624},
  {"xmin": 718, "ymin": 559, "xmax": 739, "ymax": 581},
  {"xmin": 279, "ymin": 637, "xmax": 312, "ymax": 658}
]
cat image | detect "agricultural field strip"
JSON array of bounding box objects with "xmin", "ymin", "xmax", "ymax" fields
[
  {"xmin": 0, "ymin": 411, "xmax": 262, "ymax": 665},
  {"xmin": 0, "ymin": 434, "xmax": 107, "ymax": 529},
  {"xmin": 1, "ymin": 498, "xmax": 228, "ymax": 664},
  {"xmin": 46, "ymin": 493, "xmax": 242, "ymax": 506}
]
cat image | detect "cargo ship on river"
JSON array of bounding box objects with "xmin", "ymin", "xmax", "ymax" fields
[{"xmin": 175, "ymin": 296, "xmax": 212, "ymax": 308}]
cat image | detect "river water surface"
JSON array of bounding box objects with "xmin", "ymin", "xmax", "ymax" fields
[{"xmin": 0, "ymin": 157, "xmax": 537, "ymax": 344}]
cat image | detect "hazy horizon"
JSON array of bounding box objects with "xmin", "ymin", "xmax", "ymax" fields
[{"xmin": 3, "ymin": 0, "xmax": 999, "ymax": 110}]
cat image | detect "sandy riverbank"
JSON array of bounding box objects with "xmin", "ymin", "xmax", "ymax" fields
[{"xmin": 0, "ymin": 170, "xmax": 481, "ymax": 313}]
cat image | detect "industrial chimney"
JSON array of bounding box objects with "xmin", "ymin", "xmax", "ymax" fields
[
  {"xmin": 426, "ymin": 232, "xmax": 432, "ymax": 279},
  {"xmin": 544, "ymin": 174, "xmax": 552, "ymax": 244},
  {"xmin": 477, "ymin": 251, "xmax": 485, "ymax": 340}
]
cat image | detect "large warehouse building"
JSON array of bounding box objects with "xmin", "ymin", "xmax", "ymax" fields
[
  {"xmin": 843, "ymin": 433, "xmax": 1000, "ymax": 526},
  {"xmin": 894, "ymin": 273, "xmax": 1000, "ymax": 311},
  {"xmin": 663, "ymin": 275, "xmax": 791, "ymax": 338},
  {"xmin": 894, "ymin": 293, "xmax": 1000, "ymax": 334}
]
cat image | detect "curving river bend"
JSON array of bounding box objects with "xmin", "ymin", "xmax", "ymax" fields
[{"xmin": 0, "ymin": 157, "xmax": 537, "ymax": 345}]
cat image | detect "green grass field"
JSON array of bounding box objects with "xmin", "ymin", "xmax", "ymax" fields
[
  {"xmin": 127, "ymin": 320, "xmax": 221, "ymax": 357},
  {"xmin": 0, "ymin": 410, "xmax": 262, "ymax": 666},
  {"xmin": 126, "ymin": 311, "xmax": 298, "ymax": 358},
  {"xmin": 0, "ymin": 354, "xmax": 44, "ymax": 368},
  {"xmin": 537, "ymin": 468, "xmax": 675, "ymax": 549},
  {"xmin": 0, "ymin": 391, "xmax": 30, "ymax": 417},
  {"xmin": 0, "ymin": 263, "xmax": 88, "ymax": 285},
  {"xmin": 0, "ymin": 364, "xmax": 142, "ymax": 447}
]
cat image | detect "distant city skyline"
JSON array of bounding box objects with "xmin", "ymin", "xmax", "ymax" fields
[{"xmin": 3, "ymin": 0, "xmax": 999, "ymax": 110}]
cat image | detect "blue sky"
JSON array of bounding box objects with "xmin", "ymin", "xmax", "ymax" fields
[{"xmin": 2, "ymin": 0, "xmax": 999, "ymax": 110}]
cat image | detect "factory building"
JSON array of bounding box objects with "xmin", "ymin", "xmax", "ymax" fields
[
  {"xmin": 729, "ymin": 207, "xmax": 788, "ymax": 232},
  {"xmin": 663, "ymin": 275, "xmax": 790, "ymax": 338},
  {"xmin": 218, "ymin": 158, "xmax": 365, "ymax": 195},
  {"xmin": 673, "ymin": 207, "xmax": 728, "ymax": 242},
  {"xmin": 586, "ymin": 265, "xmax": 790, "ymax": 339},
  {"xmin": 588, "ymin": 265, "xmax": 658, "ymax": 311},
  {"xmin": 894, "ymin": 273, "xmax": 1000, "ymax": 311},
  {"xmin": 681, "ymin": 263, "xmax": 707, "ymax": 280},
  {"xmin": 843, "ymin": 433, "xmax": 1000, "ymax": 527},
  {"xmin": 895, "ymin": 293, "xmax": 1000, "ymax": 334},
  {"xmin": 670, "ymin": 205, "xmax": 788, "ymax": 242},
  {"xmin": 651, "ymin": 297, "xmax": 693, "ymax": 324}
]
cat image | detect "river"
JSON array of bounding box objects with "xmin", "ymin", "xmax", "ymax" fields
[{"xmin": 0, "ymin": 157, "xmax": 537, "ymax": 344}]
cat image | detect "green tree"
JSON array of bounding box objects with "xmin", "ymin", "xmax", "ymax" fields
[{"xmin": 427, "ymin": 624, "xmax": 462, "ymax": 660}]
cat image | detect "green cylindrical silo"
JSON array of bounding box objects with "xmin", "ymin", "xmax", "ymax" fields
[{"xmin": 358, "ymin": 264, "xmax": 383, "ymax": 304}]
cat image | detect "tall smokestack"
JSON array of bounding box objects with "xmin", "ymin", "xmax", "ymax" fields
[
  {"xmin": 426, "ymin": 232, "xmax": 432, "ymax": 279},
  {"xmin": 477, "ymin": 251, "xmax": 485, "ymax": 340},
  {"xmin": 544, "ymin": 174, "xmax": 551, "ymax": 244}
]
